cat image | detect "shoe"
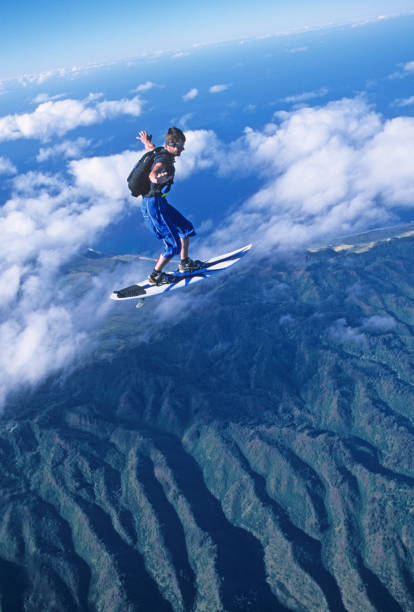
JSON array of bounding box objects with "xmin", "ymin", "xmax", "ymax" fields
[
  {"xmin": 178, "ymin": 258, "xmax": 205, "ymax": 273},
  {"xmin": 148, "ymin": 270, "xmax": 175, "ymax": 285}
]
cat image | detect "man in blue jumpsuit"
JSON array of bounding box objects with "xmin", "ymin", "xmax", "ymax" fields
[{"xmin": 138, "ymin": 127, "xmax": 204, "ymax": 285}]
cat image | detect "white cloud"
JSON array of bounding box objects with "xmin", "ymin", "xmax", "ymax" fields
[
  {"xmin": 327, "ymin": 313, "xmax": 396, "ymax": 348},
  {"xmin": 0, "ymin": 307, "xmax": 85, "ymax": 391},
  {"xmin": 0, "ymin": 93, "xmax": 144, "ymax": 142},
  {"xmin": 0, "ymin": 160, "xmax": 140, "ymax": 407},
  {"xmin": 362, "ymin": 315, "xmax": 396, "ymax": 333},
  {"xmin": 188, "ymin": 98, "xmax": 414, "ymax": 254},
  {"xmin": 393, "ymin": 95, "xmax": 414, "ymax": 107},
  {"xmin": 357, "ymin": 116, "xmax": 414, "ymax": 206},
  {"xmin": 283, "ymin": 87, "xmax": 328, "ymax": 104},
  {"xmin": 0, "ymin": 156, "xmax": 17, "ymax": 174},
  {"xmin": 403, "ymin": 60, "xmax": 414, "ymax": 73},
  {"xmin": 177, "ymin": 113, "xmax": 194, "ymax": 129},
  {"xmin": 174, "ymin": 129, "xmax": 221, "ymax": 179},
  {"xmin": 37, "ymin": 137, "xmax": 91, "ymax": 162},
  {"xmin": 328, "ymin": 318, "xmax": 367, "ymax": 346},
  {"xmin": 0, "ymin": 62, "xmax": 125, "ymax": 91},
  {"xmin": 1, "ymin": 173, "xmax": 128, "ymax": 268},
  {"xmin": 388, "ymin": 59, "xmax": 414, "ymax": 80},
  {"xmin": 69, "ymin": 150, "xmax": 139, "ymax": 199},
  {"xmin": 183, "ymin": 88, "xmax": 199, "ymax": 101},
  {"xmin": 209, "ymin": 84, "xmax": 230, "ymax": 94},
  {"xmin": 17, "ymin": 68, "xmax": 70, "ymax": 86},
  {"xmin": 32, "ymin": 93, "xmax": 66, "ymax": 104},
  {"xmin": 132, "ymin": 81, "xmax": 155, "ymax": 92}
]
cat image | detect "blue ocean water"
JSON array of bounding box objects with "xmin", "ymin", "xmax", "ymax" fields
[{"xmin": 1, "ymin": 15, "xmax": 413, "ymax": 255}]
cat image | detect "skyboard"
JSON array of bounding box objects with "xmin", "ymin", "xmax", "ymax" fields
[{"xmin": 110, "ymin": 244, "xmax": 252, "ymax": 307}]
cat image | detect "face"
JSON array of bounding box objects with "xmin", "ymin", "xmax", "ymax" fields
[{"xmin": 167, "ymin": 141, "xmax": 185, "ymax": 156}]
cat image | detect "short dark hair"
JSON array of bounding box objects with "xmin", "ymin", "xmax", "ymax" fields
[{"xmin": 165, "ymin": 126, "xmax": 186, "ymax": 145}]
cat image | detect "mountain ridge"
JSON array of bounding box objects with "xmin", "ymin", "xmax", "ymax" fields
[{"xmin": 1, "ymin": 226, "xmax": 414, "ymax": 610}]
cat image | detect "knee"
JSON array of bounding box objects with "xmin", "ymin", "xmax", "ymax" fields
[{"xmin": 162, "ymin": 242, "xmax": 180, "ymax": 258}]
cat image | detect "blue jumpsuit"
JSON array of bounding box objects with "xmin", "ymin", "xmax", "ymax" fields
[{"xmin": 141, "ymin": 148, "xmax": 196, "ymax": 258}]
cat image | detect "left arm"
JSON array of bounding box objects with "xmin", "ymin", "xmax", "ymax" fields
[{"xmin": 136, "ymin": 130, "xmax": 155, "ymax": 151}]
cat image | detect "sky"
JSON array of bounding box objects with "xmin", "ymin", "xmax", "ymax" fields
[{"xmin": 1, "ymin": 0, "xmax": 414, "ymax": 79}]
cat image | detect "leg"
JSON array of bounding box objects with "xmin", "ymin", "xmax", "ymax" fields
[
  {"xmin": 178, "ymin": 235, "xmax": 205, "ymax": 272},
  {"xmin": 149, "ymin": 253, "xmax": 174, "ymax": 285},
  {"xmin": 180, "ymin": 237, "xmax": 190, "ymax": 261},
  {"xmin": 143, "ymin": 196, "xmax": 178, "ymax": 285},
  {"xmin": 154, "ymin": 254, "xmax": 171, "ymax": 272}
]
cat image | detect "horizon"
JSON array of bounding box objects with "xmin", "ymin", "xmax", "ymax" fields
[{"xmin": 2, "ymin": 2, "xmax": 414, "ymax": 81}]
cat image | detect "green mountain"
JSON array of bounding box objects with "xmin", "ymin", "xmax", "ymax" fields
[{"xmin": 1, "ymin": 228, "xmax": 414, "ymax": 611}]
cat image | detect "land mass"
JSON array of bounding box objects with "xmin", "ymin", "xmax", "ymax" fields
[{"xmin": 1, "ymin": 227, "xmax": 414, "ymax": 611}]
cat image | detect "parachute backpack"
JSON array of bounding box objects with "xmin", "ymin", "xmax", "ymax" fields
[{"xmin": 127, "ymin": 147, "xmax": 164, "ymax": 197}]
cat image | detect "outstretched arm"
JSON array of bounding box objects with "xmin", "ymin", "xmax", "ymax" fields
[
  {"xmin": 149, "ymin": 162, "xmax": 173, "ymax": 184},
  {"xmin": 136, "ymin": 130, "xmax": 155, "ymax": 151}
]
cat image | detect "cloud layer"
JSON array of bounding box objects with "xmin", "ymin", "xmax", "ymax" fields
[
  {"xmin": 53, "ymin": 97, "xmax": 414, "ymax": 256},
  {"xmin": 0, "ymin": 93, "xmax": 143, "ymax": 142},
  {"xmin": 0, "ymin": 156, "xmax": 17, "ymax": 174},
  {"xmin": 0, "ymin": 165, "xmax": 138, "ymax": 407},
  {"xmin": 1, "ymin": 95, "xmax": 414, "ymax": 407},
  {"xmin": 202, "ymin": 98, "xmax": 414, "ymax": 252}
]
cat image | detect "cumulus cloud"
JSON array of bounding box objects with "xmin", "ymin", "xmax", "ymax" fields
[
  {"xmin": 37, "ymin": 137, "xmax": 91, "ymax": 162},
  {"xmin": 0, "ymin": 307, "xmax": 86, "ymax": 391},
  {"xmin": 183, "ymin": 88, "xmax": 199, "ymax": 101},
  {"xmin": 327, "ymin": 314, "xmax": 396, "ymax": 348},
  {"xmin": 69, "ymin": 149, "xmax": 139, "ymax": 199},
  {"xmin": 328, "ymin": 318, "xmax": 367, "ymax": 346},
  {"xmin": 0, "ymin": 156, "xmax": 17, "ymax": 174},
  {"xmin": 191, "ymin": 98, "xmax": 414, "ymax": 254},
  {"xmin": 132, "ymin": 81, "xmax": 156, "ymax": 92},
  {"xmin": 0, "ymin": 93, "xmax": 144, "ymax": 142},
  {"xmin": 403, "ymin": 60, "xmax": 414, "ymax": 73},
  {"xmin": 361, "ymin": 315, "xmax": 396, "ymax": 333},
  {"xmin": 0, "ymin": 160, "xmax": 139, "ymax": 407},
  {"xmin": 2, "ymin": 173, "xmax": 127, "ymax": 268},
  {"xmin": 209, "ymin": 84, "xmax": 230, "ymax": 94},
  {"xmin": 68, "ymin": 97, "xmax": 414, "ymax": 259},
  {"xmin": 174, "ymin": 129, "xmax": 221, "ymax": 179},
  {"xmin": 114, "ymin": 99, "xmax": 410, "ymax": 259}
]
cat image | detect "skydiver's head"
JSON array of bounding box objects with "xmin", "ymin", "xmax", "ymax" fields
[{"xmin": 165, "ymin": 126, "xmax": 186, "ymax": 156}]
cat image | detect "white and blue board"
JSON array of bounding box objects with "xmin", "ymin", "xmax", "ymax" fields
[{"xmin": 110, "ymin": 243, "xmax": 252, "ymax": 307}]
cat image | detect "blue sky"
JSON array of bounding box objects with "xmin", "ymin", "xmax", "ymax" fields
[{"xmin": 2, "ymin": 0, "xmax": 414, "ymax": 79}]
